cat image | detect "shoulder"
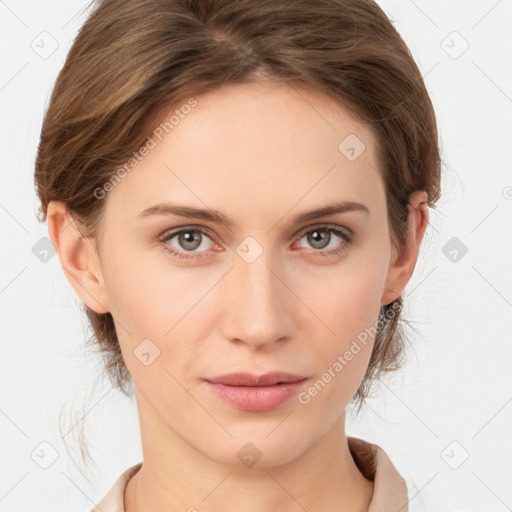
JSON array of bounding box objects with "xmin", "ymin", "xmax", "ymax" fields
[
  {"xmin": 89, "ymin": 462, "xmax": 142, "ymax": 512},
  {"xmin": 347, "ymin": 435, "xmax": 409, "ymax": 512}
]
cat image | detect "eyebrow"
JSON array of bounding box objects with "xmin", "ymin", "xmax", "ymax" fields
[{"xmin": 136, "ymin": 200, "xmax": 370, "ymax": 227}]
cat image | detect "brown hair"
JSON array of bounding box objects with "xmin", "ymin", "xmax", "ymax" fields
[{"xmin": 35, "ymin": 0, "xmax": 441, "ymax": 419}]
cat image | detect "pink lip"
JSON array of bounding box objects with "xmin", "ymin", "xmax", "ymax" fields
[{"xmin": 204, "ymin": 372, "xmax": 309, "ymax": 412}]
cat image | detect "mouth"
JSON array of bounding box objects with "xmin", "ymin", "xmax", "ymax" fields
[
  {"xmin": 204, "ymin": 372, "xmax": 309, "ymax": 412},
  {"xmin": 204, "ymin": 371, "xmax": 308, "ymax": 387}
]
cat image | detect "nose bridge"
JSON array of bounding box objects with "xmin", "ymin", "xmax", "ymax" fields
[{"xmin": 222, "ymin": 241, "xmax": 291, "ymax": 348}]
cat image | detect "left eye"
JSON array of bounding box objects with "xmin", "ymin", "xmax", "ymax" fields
[{"xmin": 293, "ymin": 225, "xmax": 352, "ymax": 257}]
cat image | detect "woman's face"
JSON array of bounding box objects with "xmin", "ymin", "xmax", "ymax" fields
[{"xmin": 62, "ymin": 81, "xmax": 417, "ymax": 466}]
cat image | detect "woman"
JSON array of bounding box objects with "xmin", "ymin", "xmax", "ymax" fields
[{"xmin": 34, "ymin": 0, "xmax": 441, "ymax": 510}]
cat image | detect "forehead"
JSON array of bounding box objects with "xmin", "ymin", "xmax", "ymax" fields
[{"xmin": 104, "ymin": 81, "xmax": 385, "ymax": 225}]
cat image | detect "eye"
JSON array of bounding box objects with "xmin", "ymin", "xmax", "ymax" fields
[
  {"xmin": 159, "ymin": 224, "xmax": 353, "ymax": 261},
  {"xmin": 293, "ymin": 224, "xmax": 352, "ymax": 258},
  {"xmin": 159, "ymin": 227, "xmax": 215, "ymax": 260}
]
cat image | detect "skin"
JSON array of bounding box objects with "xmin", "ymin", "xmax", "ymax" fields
[{"xmin": 47, "ymin": 81, "xmax": 428, "ymax": 512}]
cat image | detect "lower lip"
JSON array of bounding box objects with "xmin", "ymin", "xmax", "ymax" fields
[{"xmin": 205, "ymin": 379, "xmax": 308, "ymax": 412}]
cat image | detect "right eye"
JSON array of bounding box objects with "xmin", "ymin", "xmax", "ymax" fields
[{"xmin": 159, "ymin": 227, "xmax": 216, "ymax": 260}]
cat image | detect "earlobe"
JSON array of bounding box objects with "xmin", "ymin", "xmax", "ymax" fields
[
  {"xmin": 46, "ymin": 201, "xmax": 110, "ymax": 314},
  {"xmin": 381, "ymin": 191, "xmax": 429, "ymax": 306}
]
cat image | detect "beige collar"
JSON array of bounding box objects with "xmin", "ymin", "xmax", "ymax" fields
[{"xmin": 347, "ymin": 435, "xmax": 409, "ymax": 511}]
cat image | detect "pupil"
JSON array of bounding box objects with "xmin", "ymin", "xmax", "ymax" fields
[
  {"xmin": 181, "ymin": 231, "xmax": 200, "ymax": 249},
  {"xmin": 309, "ymin": 229, "xmax": 329, "ymax": 249}
]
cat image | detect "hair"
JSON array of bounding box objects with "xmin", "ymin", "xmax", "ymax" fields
[{"xmin": 35, "ymin": 0, "xmax": 442, "ymax": 450}]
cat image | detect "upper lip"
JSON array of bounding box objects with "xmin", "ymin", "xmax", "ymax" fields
[{"xmin": 205, "ymin": 372, "xmax": 308, "ymax": 387}]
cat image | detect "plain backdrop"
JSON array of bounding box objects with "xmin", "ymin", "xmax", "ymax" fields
[{"xmin": 1, "ymin": 1, "xmax": 511, "ymax": 511}]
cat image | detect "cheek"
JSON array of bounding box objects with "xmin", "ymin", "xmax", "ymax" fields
[
  {"xmin": 101, "ymin": 242, "xmax": 187, "ymax": 334},
  {"xmin": 101, "ymin": 258, "xmax": 202, "ymax": 415},
  {"xmin": 297, "ymin": 292, "xmax": 378, "ymax": 412},
  {"xmin": 296, "ymin": 251, "xmax": 387, "ymax": 402},
  {"xmin": 100, "ymin": 249, "xmax": 211, "ymax": 377},
  {"xmin": 312, "ymin": 256, "xmax": 386, "ymax": 344}
]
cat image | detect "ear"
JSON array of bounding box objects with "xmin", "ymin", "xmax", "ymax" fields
[
  {"xmin": 46, "ymin": 201, "xmax": 110, "ymax": 314},
  {"xmin": 381, "ymin": 191, "xmax": 429, "ymax": 306}
]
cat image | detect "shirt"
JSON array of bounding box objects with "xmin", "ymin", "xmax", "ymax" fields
[{"xmin": 90, "ymin": 435, "xmax": 409, "ymax": 511}]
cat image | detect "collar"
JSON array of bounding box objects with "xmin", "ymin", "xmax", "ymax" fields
[{"xmin": 347, "ymin": 435, "xmax": 409, "ymax": 511}]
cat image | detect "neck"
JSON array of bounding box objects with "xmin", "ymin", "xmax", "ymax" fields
[{"xmin": 125, "ymin": 392, "xmax": 374, "ymax": 512}]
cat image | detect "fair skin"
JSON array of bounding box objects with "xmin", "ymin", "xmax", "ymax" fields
[{"xmin": 47, "ymin": 81, "xmax": 428, "ymax": 512}]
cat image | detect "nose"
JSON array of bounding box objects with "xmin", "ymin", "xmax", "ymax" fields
[{"xmin": 219, "ymin": 247, "xmax": 294, "ymax": 351}]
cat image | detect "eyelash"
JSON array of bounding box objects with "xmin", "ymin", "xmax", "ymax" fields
[{"xmin": 159, "ymin": 224, "xmax": 353, "ymax": 261}]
